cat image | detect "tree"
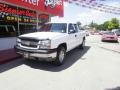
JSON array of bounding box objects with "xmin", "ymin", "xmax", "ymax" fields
[
  {"xmin": 97, "ymin": 24, "xmax": 104, "ymax": 30},
  {"xmin": 108, "ymin": 18, "xmax": 119, "ymax": 30},
  {"xmin": 89, "ymin": 21, "xmax": 98, "ymax": 29},
  {"xmin": 88, "ymin": 18, "xmax": 120, "ymax": 31},
  {"xmin": 103, "ymin": 21, "xmax": 109, "ymax": 30},
  {"xmin": 77, "ymin": 21, "xmax": 81, "ymax": 26}
]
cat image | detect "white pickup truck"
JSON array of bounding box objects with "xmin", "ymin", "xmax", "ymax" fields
[{"xmin": 15, "ymin": 23, "xmax": 86, "ymax": 65}]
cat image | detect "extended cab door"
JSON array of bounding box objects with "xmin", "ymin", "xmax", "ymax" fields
[
  {"xmin": 74, "ymin": 24, "xmax": 83, "ymax": 46},
  {"xmin": 67, "ymin": 23, "xmax": 78, "ymax": 51}
]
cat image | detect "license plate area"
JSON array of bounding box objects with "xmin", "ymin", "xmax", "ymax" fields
[{"xmin": 24, "ymin": 52, "xmax": 29, "ymax": 58}]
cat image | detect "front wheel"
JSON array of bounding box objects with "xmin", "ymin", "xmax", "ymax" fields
[{"xmin": 53, "ymin": 46, "xmax": 66, "ymax": 66}]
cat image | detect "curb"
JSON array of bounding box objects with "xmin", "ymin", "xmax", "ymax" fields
[
  {"xmin": 100, "ymin": 47, "xmax": 120, "ymax": 54},
  {"xmin": 0, "ymin": 48, "xmax": 21, "ymax": 64}
]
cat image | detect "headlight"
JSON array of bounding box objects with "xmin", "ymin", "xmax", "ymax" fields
[
  {"xmin": 16, "ymin": 38, "xmax": 21, "ymax": 46},
  {"xmin": 39, "ymin": 39, "xmax": 51, "ymax": 49},
  {"xmin": 16, "ymin": 38, "xmax": 21, "ymax": 42}
]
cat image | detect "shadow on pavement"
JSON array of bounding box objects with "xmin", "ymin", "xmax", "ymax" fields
[
  {"xmin": 105, "ymin": 86, "xmax": 120, "ymax": 90},
  {"xmin": 0, "ymin": 59, "xmax": 24, "ymax": 73},
  {"xmin": 102, "ymin": 40, "xmax": 119, "ymax": 43},
  {"xmin": 24, "ymin": 46, "xmax": 90, "ymax": 72},
  {"xmin": 0, "ymin": 46, "xmax": 90, "ymax": 73}
]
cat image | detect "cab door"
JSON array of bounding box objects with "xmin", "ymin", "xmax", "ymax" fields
[
  {"xmin": 67, "ymin": 23, "xmax": 78, "ymax": 51},
  {"xmin": 74, "ymin": 24, "xmax": 83, "ymax": 46}
]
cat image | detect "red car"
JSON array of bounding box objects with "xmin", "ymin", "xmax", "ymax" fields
[{"xmin": 101, "ymin": 31, "xmax": 118, "ymax": 42}]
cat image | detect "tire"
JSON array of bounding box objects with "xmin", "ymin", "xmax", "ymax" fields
[
  {"xmin": 101, "ymin": 40, "xmax": 104, "ymax": 42},
  {"xmin": 79, "ymin": 39, "xmax": 85, "ymax": 49},
  {"xmin": 53, "ymin": 46, "xmax": 66, "ymax": 66},
  {"xmin": 114, "ymin": 40, "xmax": 118, "ymax": 43}
]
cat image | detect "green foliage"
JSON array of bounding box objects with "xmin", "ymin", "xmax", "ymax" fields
[
  {"xmin": 108, "ymin": 18, "xmax": 119, "ymax": 30},
  {"xmin": 88, "ymin": 18, "xmax": 120, "ymax": 31},
  {"xmin": 89, "ymin": 21, "xmax": 98, "ymax": 28}
]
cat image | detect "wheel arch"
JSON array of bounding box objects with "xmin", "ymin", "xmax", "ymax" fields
[{"xmin": 57, "ymin": 43, "xmax": 67, "ymax": 51}]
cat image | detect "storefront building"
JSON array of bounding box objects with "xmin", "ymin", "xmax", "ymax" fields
[{"xmin": 0, "ymin": 0, "xmax": 63, "ymax": 37}]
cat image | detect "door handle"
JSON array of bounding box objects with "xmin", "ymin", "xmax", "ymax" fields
[{"xmin": 75, "ymin": 35, "xmax": 77, "ymax": 37}]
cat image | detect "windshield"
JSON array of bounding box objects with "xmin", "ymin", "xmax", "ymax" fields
[
  {"xmin": 39, "ymin": 23, "xmax": 67, "ymax": 33},
  {"xmin": 104, "ymin": 32, "xmax": 115, "ymax": 35}
]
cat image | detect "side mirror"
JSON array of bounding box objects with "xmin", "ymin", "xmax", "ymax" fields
[{"xmin": 69, "ymin": 29, "xmax": 75, "ymax": 34}]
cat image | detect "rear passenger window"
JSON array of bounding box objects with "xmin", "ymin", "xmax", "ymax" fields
[
  {"xmin": 68, "ymin": 24, "xmax": 76, "ymax": 34},
  {"xmin": 68, "ymin": 24, "xmax": 74, "ymax": 30},
  {"xmin": 74, "ymin": 24, "xmax": 78, "ymax": 32}
]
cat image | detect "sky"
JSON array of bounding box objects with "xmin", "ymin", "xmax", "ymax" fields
[{"xmin": 51, "ymin": 0, "xmax": 120, "ymax": 25}]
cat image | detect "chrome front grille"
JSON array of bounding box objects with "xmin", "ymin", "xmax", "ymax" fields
[{"xmin": 20, "ymin": 39, "xmax": 39, "ymax": 48}]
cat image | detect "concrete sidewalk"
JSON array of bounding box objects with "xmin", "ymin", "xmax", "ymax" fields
[
  {"xmin": 0, "ymin": 48, "xmax": 21, "ymax": 64},
  {"xmin": 100, "ymin": 43, "xmax": 120, "ymax": 53}
]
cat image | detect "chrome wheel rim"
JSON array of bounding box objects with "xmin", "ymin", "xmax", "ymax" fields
[{"xmin": 59, "ymin": 49, "xmax": 65, "ymax": 63}]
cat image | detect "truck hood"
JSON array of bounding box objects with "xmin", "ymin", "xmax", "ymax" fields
[{"xmin": 19, "ymin": 32, "xmax": 67, "ymax": 40}]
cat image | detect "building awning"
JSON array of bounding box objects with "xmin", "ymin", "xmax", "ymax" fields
[{"xmin": 1, "ymin": 0, "xmax": 64, "ymax": 17}]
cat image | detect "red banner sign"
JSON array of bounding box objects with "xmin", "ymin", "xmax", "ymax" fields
[
  {"xmin": 3, "ymin": 0, "xmax": 64, "ymax": 17},
  {"xmin": 0, "ymin": 3, "xmax": 37, "ymax": 23},
  {"xmin": 39, "ymin": 14, "xmax": 49, "ymax": 19},
  {"xmin": 0, "ymin": 3, "xmax": 36, "ymax": 17}
]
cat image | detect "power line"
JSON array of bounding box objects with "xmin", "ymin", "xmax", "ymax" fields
[{"xmin": 64, "ymin": 0, "xmax": 120, "ymax": 15}]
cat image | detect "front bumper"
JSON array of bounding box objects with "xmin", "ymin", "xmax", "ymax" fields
[{"xmin": 15, "ymin": 45, "xmax": 57, "ymax": 61}]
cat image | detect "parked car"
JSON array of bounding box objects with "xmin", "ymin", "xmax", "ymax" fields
[
  {"xmin": 15, "ymin": 23, "xmax": 86, "ymax": 65},
  {"xmin": 85, "ymin": 30, "xmax": 90, "ymax": 36},
  {"xmin": 101, "ymin": 31, "xmax": 118, "ymax": 42},
  {"xmin": 99, "ymin": 31, "xmax": 107, "ymax": 35},
  {"xmin": 112, "ymin": 29, "xmax": 120, "ymax": 37}
]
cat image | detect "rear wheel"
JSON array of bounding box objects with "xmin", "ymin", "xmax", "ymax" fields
[
  {"xmin": 79, "ymin": 39, "xmax": 85, "ymax": 49},
  {"xmin": 53, "ymin": 46, "xmax": 66, "ymax": 66}
]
